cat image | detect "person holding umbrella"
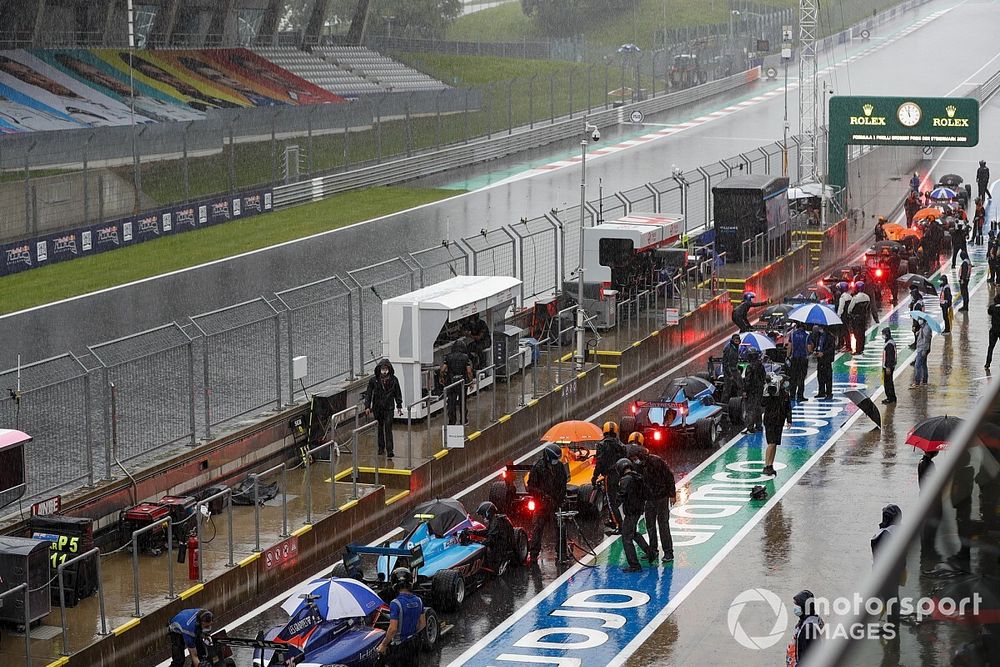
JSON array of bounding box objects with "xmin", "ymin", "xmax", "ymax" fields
[
  {"xmin": 378, "ymin": 568, "xmax": 427, "ymax": 665},
  {"xmin": 813, "ymin": 325, "xmax": 836, "ymax": 400},
  {"xmin": 939, "ymin": 275, "xmax": 953, "ymax": 334},
  {"xmin": 847, "ymin": 282, "xmax": 875, "ymax": 354},
  {"xmin": 742, "ymin": 348, "xmax": 767, "ymax": 434},
  {"xmin": 958, "ymin": 250, "xmax": 972, "ymax": 312},
  {"xmin": 788, "ymin": 322, "xmax": 810, "ymax": 403},
  {"xmin": 986, "ymin": 293, "xmax": 1000, "ymax": 369},
  {"xmin": 881, "ymin": 327, "xmax": 897, "ymax": 405},
  {"xmin": 908, "ymin": 286, "xmax": 924, "ymax": 349}
]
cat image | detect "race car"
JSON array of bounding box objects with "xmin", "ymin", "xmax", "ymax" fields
[
  {"xmin": 619, "ymin": 376, "xmax": 738, "ymax": 449},
  {"xmin": 337, "ymin": 498, "xmax": 527, "ymax": 613},
  {"xmin": 935, "ymin": 173, "xmax": 972, "ymax": 208},
  {"xmin": 221, "ymin": 590, "xmax": 440, "ymax": 667},
  {"xmin": 489, "ymin": 443, "xmax": 606, "ymax": 520}
]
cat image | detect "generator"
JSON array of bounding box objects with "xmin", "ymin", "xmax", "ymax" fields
[
  {"xmin": 28, "ymin": 515, "xmax": 96, "ymax": 607},
  {"xmin": 0, "ymin": 537, "xmax": 51, "ymax": 625},
  {"xmin": 121, "ymin": 502, "xmax": 170, "ymax": 556}
]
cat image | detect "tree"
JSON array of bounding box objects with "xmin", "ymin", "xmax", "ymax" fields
[
  {"xmin": 520, "ymin": 0, "xmax": 635, "ymax": 37},
  {"xmin": 367, "ymin": 0, "xmax": 463, "ymax": 39}
]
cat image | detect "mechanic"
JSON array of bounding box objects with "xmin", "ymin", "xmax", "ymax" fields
[
  {"xmin": 990, "ymin": 236, "xmax": 1000, "ymax": 284},
  {"xmin": 465, "ymin": 501, "xmax": 517, "ymax": 572},
  {"xmin": 463, "ymin": 312, "xmax": 491, "ymax": 369},
  {"xmin": 835, "ymin": 281, "xmax": 853, "ymax": 351},
  {"xmin": 365, "ymin": 359, "xmax": 403, "ymax": 458},
  {"xmin": 721, "ymin": 334, "xmax": 743, "ymax": 401},
  {"xmin": 904, "ymin": 192, "xmax": 920, "ymax": 227},
  {"xmin": 732, "ymin": 291, "xmax": 769, "ymax": 333},
  {"xmin": 786, "ymin": 590, "xmax": 824, "ymax": 667},
  {"xmin": 378, "ymin": 568, "xmax": 427, "ymax": 666},
  {"xmin": 951, "ymin": 221, "xmax": 969, "ymax": 269},
  {"xmin": 742, "ymin": 348, "xmax": 766, "ymax": 434},
  {"xmin": 761, "ymin": 372, "xmax": 793, "ymax": 478},
  {"xmin": 167, "ymin": 608, "xmax": 214, "ymax": 667},
  {"xmin": 977, "ymin": 160, "xmax": 991, "ymax": 201},
  {"xmin": 625, "ymin": 431, "xmax": 648, "ymax": 460},
  {"xmin": 958, "ymin": 250, "xmax": 972, "ymax": 312},
  {"xmin": 592, "ymin": 422, "xmax": 626, "ymax": 534},
  {"xmin": 640, "ymin": 450, "xmax": 676, "ymax": 563},
  {"xmin": 846, "ymin": 282, "xmax": 875, "ymax": 354},
  {"xmin": 881, "ymin": 327, "xmax": 897, "ymax": 405},
  {"xmin": 974, "ymin": 198, "xmax": 986, "ymax": 245},
  {"xmin": 616, "ymin": 458, "xmax": 653, "ymax": 573},
  {"xmin": 439, "ymin": 340, "xmax": 473, "ymax": 426},
  {"xmin": 985, "ymin": 294, "xmax": 1000, "ymax": 369},
  {"xmin": 908, "ymin": 285, "xmax": 924, "ymax": 349},
  {"xmin": 909, "ymin": 172, "xmax": 920, "ymax": 193},
  {"xmin": 939, "ymin": 276, "xmax": 953, "ymax": 334},
  {"xmin": 787, "ymin": 322, "xmax": 810, "ymax": 403},
  {"xmin": 812, "ymin": 325, "xmax": 835, "ymax": 400},
  {"xmin": 527, "ymin": 443, "xmax": 569, "ymax": 564}
]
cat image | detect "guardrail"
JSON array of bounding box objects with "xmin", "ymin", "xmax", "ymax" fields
[{"xmin": 272, "ymin": 66, "xmax": 760, "ymax": 208}]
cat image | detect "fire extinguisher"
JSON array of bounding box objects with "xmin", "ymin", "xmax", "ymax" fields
[{"xmin": 188, "ymin": 534, "xmax": 200, "ymax": 580}]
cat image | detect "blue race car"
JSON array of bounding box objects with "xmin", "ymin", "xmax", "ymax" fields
[
  {"xmin": 338, "ymin": 498, "xmax": 527, "ymax": 612},
  {"xmin": 620, "ymin": 376, "xmax": 734, "ymax": 449}
]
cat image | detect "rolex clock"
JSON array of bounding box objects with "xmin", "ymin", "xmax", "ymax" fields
[{"xmin": 897, "ymin": 101, "xmax": 922, "ymax": 127}]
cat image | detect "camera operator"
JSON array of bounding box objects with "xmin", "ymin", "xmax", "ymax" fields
[
  {"xmin": 463, "ymin": 501, "xmax": 517, "ymax": 572},
  {"xmin": 617, "ymin": 458, "xmax": 653, "ymax": 572},
  {"xmin": 592, "ymin": 422, "xmax": 626, "ymax": 534},
  {"xmin": 527, "ymin": 443, "xmax": 569, "ymax": 564},
  {"xmin": 636, "ymin": 449, "xmax": 676, "ymax": 564},
  {"xmin": 439, "ymin": 340, "xmax": 473, "ymax": 426}
]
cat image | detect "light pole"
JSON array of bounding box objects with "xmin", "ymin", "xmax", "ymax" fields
[
  {"xmin": 781, "ymin": 24, "xmax": 793, "ymax": 177},
  {"xmin": 821, "ymin": 82, "xmax": 834, "ymax": 226},
  {"xmin": 576, "ymin": 119, "xmax": 600, "ymax": 370}
]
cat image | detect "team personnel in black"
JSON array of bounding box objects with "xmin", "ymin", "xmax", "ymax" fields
[
  {"xmin": 527, "ymin": 444, "xmax": 569, "ymax": 563},
  {"xmin": 463, "ymin": 312, "xmax": 491, "ymax": 369},
  {"xmin": 958, "ymin": 251, "xmax": 972, "ymax": 312},
  {"xmin": 732, "ymin": 292, "xmax": 770, "ymax": 332},
  {"xmin": 742, "ymin": 348, "xmax": 766, "ymax": 433},
  {"xmin": 977, "ymin": 160, "xmax": 991, "ymax": 201},
  {"xmin": 813, "ymin": 325, "xmax": 835, "ymax": 399},
  {"xmin": 761, "ymin": 372, "xmax": 793, "ymax": 477},
  {"xmin": 616, "ymin": 458, "xmax": 653, "ymax": 572},
  {"xmin": 639, "ymin": 451, "xmax": 676, "ymax": 563},
  {"xmin": 881, "ymin": 327, "xmax": 897, "ymax": 404},
  {"xmin": 465, "ymin": 501, "xmax": 517, "ymax": 571},
  {"xmin": 378, "ymin": 568, "xmax": 427, "ymax": 667},
  {"xmin": 365, "ymin": 359, "xmax": 403, "ymax": 458},
  {"xmin": 986, "ymin": 294, "xmax": 1000, "ymax": 369},
  {"xmin": 721, "ymin": 334, "xmax": 743, "ymax": 401},
  {"xmin": 439, "ymin": 340, "xmax": 473, "ymax": 425},
  {"xmin": 592, "ymin": 422, "xmax": 626, "ymax": 533},
  {"xmin": 787, "ymin": 322, "xmax": 810, "ymax": 402},
  {"xmin": 847, "ymin": 282, "xmax": 875, "ymax": 354}
]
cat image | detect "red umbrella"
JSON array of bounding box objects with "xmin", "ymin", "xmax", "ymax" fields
[{"xmin": 906, "ymin": 415, "xmax": 963, "ymax": 452}]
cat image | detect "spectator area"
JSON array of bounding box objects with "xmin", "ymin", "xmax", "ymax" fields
[{"xmin": 313, "ymin": 46, "xmax": 449, "ymax": 93}]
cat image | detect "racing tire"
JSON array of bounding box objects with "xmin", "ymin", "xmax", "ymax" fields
[
  {"xmin": 619, "ymin": 415, "xmax": 638, "ymax": 441},
  {"xmin": 575, "ymin": 483, "xmax": 603, "ymax": 520},
  {"xmin": 431, "ymin": 569, "xmax": 466, "ymax": 612},
  {"xmin": 422, "ymin": 607, "xmax": 440, "ymax": 651},
  {"xmin": 330, "ymin": 562, "xmax": 350, "ymax": 580},
  {"xmin": 728, "ymin": 397, "xmax": 746, "ymax": 426},
  {"xmin": 489, "ymin": 480, "xmax": 512, "ymax": 514},
  {"xmin": 695, "ymin": 419, "xmax": 720, "ymax": 450},
  {"xmin": 511, "ymin": 527, "xmax": 529, "ymax": 566}
]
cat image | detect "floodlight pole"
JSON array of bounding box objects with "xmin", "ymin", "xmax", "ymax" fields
[{"xmin": 576, "ymin": 119, "xmax": 599, "ymax": 371}]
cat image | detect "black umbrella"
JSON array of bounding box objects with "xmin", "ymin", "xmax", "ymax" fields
[
  {"xmin": 906, "ymin": 415, "xmax": 964, "ymax": 452},
  {"xmin": 401, "ymin": 498, "xmax": 469, "ymax": 537},
  {"xmin": 763, "ymin": 303, "xmax": 795, "ymax": 321},
  {"xmin": 938, "ymin": 173, "xmax": 964, "ymax": 188},
  {"xmin": 897, "ymin": 273, "xmax": 938, "ymax": 295},
  {"xmin": 872, "ymin": 240, "xmax": 903, "ymax": 254},
  {"xmin": 844, "ymin": 389, "xmax": 881, "ymax": 429},
  {"xmin": 930, "ymin": 573, "xmax": 1000, "ymax": 624},
  {"xmin": 661, "ymin": 376, "xmax": 715, "ymax": 401}
]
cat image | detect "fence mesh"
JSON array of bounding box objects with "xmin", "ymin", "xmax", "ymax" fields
[
  {"xmin": 409, "ymin": 242, "xmax": 470, "ymax": 288},
  {"xmin": 0, "ymin": 354, "xmax": 93, "ymax": 499},
  {"xmin": 683, "ymin": 170, "xmax": 708, "ymax": 231},
  {"xmin": 191, "ymin": 298, "xmax": 280, "ymax": 433},
  {"xmin": 621, "ymin": 184, "xmax": 656, "ymax": 213},
  {"xmin": 553, "ymin": 205, "xmax": 593, "ymax": 282},
  {"xmin": 347, "ymin": 258, "xmax": 416, "ymax": 372},
  {"xmin": 511, "ymin": 217, "xmax": 559, "ymax": 303},
  {"xmin": 88, "ymin": 323, "xmax": 194, "ymax": 464},
  {"xmin": 462, "ymin": 228, "xmax": 517, "ymax": 280}
]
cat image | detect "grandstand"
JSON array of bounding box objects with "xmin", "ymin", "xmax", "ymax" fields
[{"xmin": 312, "ymin": 46, "xmax": 449, "ymax": 93}]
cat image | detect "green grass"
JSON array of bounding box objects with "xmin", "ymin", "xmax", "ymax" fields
[{"xmin": 0, "ymin": 186, "xmax": 459, "ymax": 315}]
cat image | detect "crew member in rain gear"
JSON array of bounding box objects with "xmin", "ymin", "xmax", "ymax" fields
[
  {"xmin": 908, "ymin": 286, "xmax": 924, "ymax": 349},
  {"xmin": 909, "ymin": 172, "xmax": 921, "ymax": 193},
  {"xmin": 616, "ymin": 458, "xmax": 653, "ymax": 572},
  {"xmin": 635, "ymin": 448, "xmax": 675, "ymax": 564},
  {"xmin": 365, "ymin": 359, "xmax": 403, "ymax": 458},
  {"xmin": 904, "ymin": 192, "xmax": 920, "ymax": 227},
  {"xmin": 786, "ymin": 590, "xmax": 824, "ymax": 667},
  {"xmin": 761, "ymin": 372, "xmax": 793, "ymax": 478},
  {"xmin": 742, "ymin": 348, "xmax": 766, "ymax": 434},
  {"xmin": 732, "ymin": 291, "xmax": 769, "ymax": 333},
  {"xmin": 836, "ymin": 282, "xmax": 853, "ymax": 351},
  {"xmin": 378, "ymin": 568, "xmax": 426, "ymax": 667},
  {"xmin": 847, "ymin": 282, "xmax": 875, "ymax": 354},
  {"xmin": 872, "ymin": 504, "xmax": 906, "ymax": 630},
  {"xmin": 951, "ymin": 222, "xmax": 969, "ymax": 269},
  {"xmin": 977, "ymin": 159, "xmax": 991, "ymax": 201},
  {"xmin": 973, "ymin": 198, "xmax": 986, "ymax": 245},
  {"xmin": 168, "ymin": 608, "xmax": 214, "ymax": 667},
  {"xmin": 958, "ymin": 250, "xmax": 972, "ymax": 311},
  {"xmin": 439, "ymin": 340, "xmax": 473, "ymax": 426},
  {"xmin": 989, "ymin": 235, "xmax": 1000, "ymax": 283},
  {"xmin": 787, "ymin": 322, "xmax": 810, "ymax": 403},
  {"xmin": 721, "ymin": 334, "xmax": 743, "ymax": 402},
  {"xmin": 625, "ymin": 431, "xmax": 648, "ymax": 461},
  {"xmin": 463, "ymin": 312, "xmax": 491, "ymax": 369},
  {"xmin": 986, "ymin": 293, "xmax": 1000, "ymax": 369},
  {"xmin": 881, "ymin": 327, "xmax": 897, "ymax": 405},
  {"xmin": 939, "ymin": 275, "xmax": 953, "ymax": 334},
  {"xmin": 464, "ymin": 501, "xmax": 517, "ymax": 572},
  {"xmin": 592, "ymin": 422, "xmax": 626, "ymax": 533},
  {"xmin": 812, "ymin": 325, "xmax": 835, "ymax": 400},
  {"xmin": 527, "ymin": 443, "xmax": 569, "ymax": 563},
  {"xmin": 917, "ymin": 451, "xmax": 942, "ymax": 565}
]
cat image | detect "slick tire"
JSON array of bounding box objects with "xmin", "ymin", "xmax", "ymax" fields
[
  {"xmin": 619, "ymin": 415, "xmax": 638, "ymax": 442},
  {"xmin": 575, "ymin": 483, "xmax": 603, "ymax": 520},
  {"xmin": 489, "ymin": 480, "xmax": 512, "ymax": 514},
  {"xmin": 422, "ymin": 608, "xmax": 440, "ymax": 651},
  {"xmin": 431, "ymin": 569, "xmax": 465, "ymax": 612},
  {"xmin": 512, "ymin": 528, "xmax": 529, "ymax": 566}
]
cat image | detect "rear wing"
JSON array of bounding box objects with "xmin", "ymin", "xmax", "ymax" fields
[
  {"xmin": 214, "ymin": 633, "xmax": 304, "ymax": 663},
  {"xmin": 343, "ymin": 543, "xmax": 424, "ymax": 577}
]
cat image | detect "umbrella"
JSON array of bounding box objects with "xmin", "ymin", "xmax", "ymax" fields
[
  {"xmin": 788, "ymin": 303, "xmax": 843, "ymax": 326},
  {"xmin": 910, "ymin": 309, "xmax": 943, "ymax": 334},
  {"xmin": 401, "ymin": 498, "xmax": 471, "ymax": 536},
  {"xmin": 739, "ymin": 331, "xmax": 776, "ymax": 351},
  {"xmin": 897, "ymin": 273, "xmax": 937, "ymax": 295},
  {"xmin": 872, "ymin": 240, "xmax": 903, "ymax": 253},
  {"xmin": 542, "ymin": 420, "xmax": 604, "ymax": 444},
  {"xmin": 661, "ymin": 376, "xmax": 715, "ymax": 401},
  {"xmin": 938, "ymin": 174, "xmax": 964, "ymax": 188},
  {"xmin": 930, "ymin": 573, "xmax": 1000, "ymax": 624},
  {"xmin": 281, "ymin": 578, "xmax": 384, "ymax": 620},
  {"xmin": 929, "ymin": 186, "xmax": 957, "ymax": 200},
  {"xmin": 763, "ymin": 303, "xmax": 796, "ymax": 321},
  {"xmin": 843, "ymin": 389, "xmax": 881, "ymax": 429},
  {"xmin": 906, "ymin": 415, "xmax": 963, "ymax": 452},
  {"xmin": 912, "ymin": 207, "xmax": 943, "ymax": 223}
]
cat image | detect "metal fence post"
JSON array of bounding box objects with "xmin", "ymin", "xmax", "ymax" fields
[
  {"xmin": 507, "ymin": 79, "xmax": 514, "ymax": 135},
  {"xmin": 202, "ymin": 335, "xmax": 212, "ymax": 441},
  {"xmin": 549, "ymin": 72, "xmax": 555, "ymax": 124},
  {"xmin": 253, "ymin": 473, "xmax": 261, "ymax": 552},
  {"xmin": 463, "ymin": 89, "xmax": 470, "ymax": 143},
  {"xmin": 529, "ymin": 74, "xmax": 536, "ymax": 128},
  {"xmin": 270, "ymin": 113, "xmax": 278, "ymax": 187},
  {"xmin": 286, "ymin": 309, "xmax": 296, "ymax": 404},
  {"xmin": 307, "ymin": 107, "xmax": 316, "ymax": 176},
  {"xmin": 355, "ymin": 287, "xmax": 365, "ymax": 374},
  {"xmin": 274, "ymin": 310, "xmax": 282, "ymax": 408},
  {"xmin": 102, "ymin": 367, "xmax": 112, "ymax": 480},
  {"xmin": 84, "ymin": 370, "xmax": 94, "ymax": 485},
  {"xmin": 569, "ymin": 68, "xmax": 574, "ymax": 118},
  {"xmin": 182, "ymin": 122, "xmax": 192, "ymax": 201},
  {"xmin": 227, "ymin": 115, "xmax": 237, "ymax": 195},
  {"xmin": 280, "ymin": 464, "xmax": 290, "ymax": 536}
]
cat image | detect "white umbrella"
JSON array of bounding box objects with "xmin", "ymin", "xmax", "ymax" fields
[
  {"xmin": 788, "ymin": 303, "xmax": 843, "ymax": 326},
  {"xmin": 280, "ymin": 578, "xmax": 384, "ymax": 620}
]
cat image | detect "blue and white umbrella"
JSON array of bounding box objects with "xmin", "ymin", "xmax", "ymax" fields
[
  {"xmin": 788, "ymin": 303, "xmax": 843, "ymax": 326},
  {"xmin": 929, "ymin": 186, "xmax": 957, "ymax": 200},
  {"xmin": 281, "ymin": 577, "xmax": 384, "ymax": 620},
  {"xmin": 910, "ymin": 310, "xmax": 943, "ymax": 334},
  {"xmin": 739, "ymin": 331, "xmax": 776, "ymax": 351}
]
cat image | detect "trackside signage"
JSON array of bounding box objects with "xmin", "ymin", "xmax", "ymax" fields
[{"xmin": 451, "ymin": 244, "xmax": 989, "ymax": 667}]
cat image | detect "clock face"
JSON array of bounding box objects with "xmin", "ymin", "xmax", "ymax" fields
[{"xmin": 897, "ymin": 102, "xmax": 922, "ymax": 127}]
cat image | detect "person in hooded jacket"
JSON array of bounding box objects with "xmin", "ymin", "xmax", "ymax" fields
[
  {"xmin": 742, "ymin": 348, "xmax": 767, "ymax": 433},
  {"xmin": 951, "ymin": 222, "xmax": 969, "ymax": 269},
  {"xmin": 977, "ymin": 159, "xmax": 991, "ymax": 201},
  {"xmin": 872, "ymin": 504, "xmax": 905, "ymax": 630},
  {"xmin": 527, "ymin": 444, "xmax": 568, "ymax": 563},
  {"xmin": 813, "ymin": 325, "xmax": 835, "ymax": 400},
  {"xmin": 721, "ymin": 334, "xmax": 743, "ymax": 401},
  {"xmin": 908, "ymin": 287, "xmax": 923, "ymax": 349},
  {"xmin": 911, "ymin": 317, "xmax": 932, "ymax": 388},
  {"xmin": 939, "ymin": 275, "xmax": 953, "ymax": 334},
  {"xmin": 440, "ymin": 340, "xmax": 473, "ymax": 425},
  {"xmin": 464, "ymin": 501, "xmax": 517, "ymax": 572},
  {"xmin": 616, "ymin": 458, "xmax": 653, "ymax": 572},
  {"xmin": 366, "ymin": 359, "xmax": 403, "ymax": 458},
  {"xmin": 592, "ymin": 422, "xmax": 626, "ymax": 533},
  {"xmin": 847, "ymin": 282, "xmax": 875, "ymax": 354},
  {"xmin": 732, "ymin": 292, "xmax": 769, "ymax": 333},
  {"xmin": 638, "ymin": 450, "xmax": 676, "ymax": 563},
  {"xmin": 958, "ymin": 250, "xmax": 972, "ymax": 312},
  {"xmin": 786, "ymin": 590, "xmax": 824, "ymax": 667},
  {"xmin": 988, "ymin": 235, "xmax": 1000, "ymax": 283}
]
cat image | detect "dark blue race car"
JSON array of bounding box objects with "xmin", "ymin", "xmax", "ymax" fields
[{"xmin": 620, "ymin": 376, "xmax": 738, "ymax": 449}]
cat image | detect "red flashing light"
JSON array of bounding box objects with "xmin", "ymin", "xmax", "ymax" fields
[
  {"xmin": 527, "ymin": 499, "xmax": 537, "ymax": 512},
  {"xmin": 501, "ymin": 470, "xmax": 507, "ymax": 480},
  {"xmin": 653, "ymin": 430, "xmax": 662, "ymax": 442},
  {"xmin": 631, "ymin": 404, "xmax": 639, "ymax": 414},
  {"xmin": 875, "ymin": 268, "xmax": 884, "ymax": 279}
]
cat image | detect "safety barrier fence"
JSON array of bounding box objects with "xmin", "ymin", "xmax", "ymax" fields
[{"xmin": 0, "ymin": 131, "xmax": 911, "ymax": 507}]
